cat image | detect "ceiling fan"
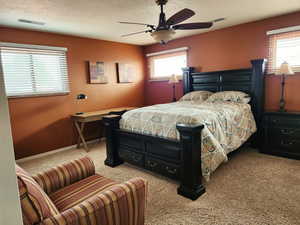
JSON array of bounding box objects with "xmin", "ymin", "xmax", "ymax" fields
[{"xmin": 119, "ymin": 0, "xmax": 225, "ymax": 44}]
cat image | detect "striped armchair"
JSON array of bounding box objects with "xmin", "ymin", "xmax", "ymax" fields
[{"xmin": 16, "ymin": 156, "xmax": 148, "ymax": 225}]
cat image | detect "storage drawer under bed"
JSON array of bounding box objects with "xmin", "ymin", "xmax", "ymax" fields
[{"xmin": 145, "ymin": 156, "xmax": 180, "ymax": 180}]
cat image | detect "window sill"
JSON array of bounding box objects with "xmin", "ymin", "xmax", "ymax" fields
[
  {"xmin": 7, "ymin": 92, "xmax": 70, "ymax": 99},
  {"xmin": 149, "ymin": 77, "xmax": 183, "ymax": 82}
]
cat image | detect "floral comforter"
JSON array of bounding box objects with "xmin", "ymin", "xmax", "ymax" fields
[{"xmin": 120, "ymin": 101, "xmax": 257, "ymax": 180}]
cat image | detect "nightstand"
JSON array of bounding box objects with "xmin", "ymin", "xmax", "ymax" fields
[{"xmin": 262, "ymin": 111, "xmax": 300, "ymax": 159}]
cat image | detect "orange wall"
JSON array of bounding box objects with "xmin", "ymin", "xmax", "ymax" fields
[
  {"xmin": 143, "ymin": 11, "xmax": 300, "ymax": 111},
  {"xmin": 2, "ymin": 11, "xmax": 300, "ymax": 158},
  {"xmin": 0, "ymin": 27, "xmax": 146, "ymax": 159}
]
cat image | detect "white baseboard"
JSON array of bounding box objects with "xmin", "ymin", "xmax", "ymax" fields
[{"xmin": 16, "ymin": 138, "xmax": 104, "ymax": 163}]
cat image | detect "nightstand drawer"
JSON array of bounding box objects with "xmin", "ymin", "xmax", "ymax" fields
[
  {"xmin": 268, "ymin": 137, "xmax": 300, "ymax": 153},
  {"xmin": 263, "ymin": 112, "xmax": 300, "ymax": 159},
  {"xmin": 267, "ymin": 116, "xmax": 300, "ymax": 128},
  {"xmin": 269, "ymin": 127, "xmax": 300, "ymax": 138}
]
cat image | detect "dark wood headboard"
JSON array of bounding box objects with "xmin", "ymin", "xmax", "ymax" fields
[{"xmin": 182, "ymin": 59, "xmax": 267, "ymax": 126}]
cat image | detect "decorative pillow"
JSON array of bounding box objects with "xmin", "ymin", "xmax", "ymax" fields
[
  {"xmin": 16, "ymin": 164, "xmax": 59, "ymax": 224},
  {"xmin": 179, "ymin": 91, "xmax": 213, "ymax": 103},
  {"xmin": 206, "ymin": 91, "xmax": 251, "ymax": 103},
  {"xmin": 17, "ymin": 177, "xmax": 41, "ymax": 225}
]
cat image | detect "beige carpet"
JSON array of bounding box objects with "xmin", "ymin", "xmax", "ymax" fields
[{"xmin": 18, "ymin": 142, "xmax": 300, "ymax": 225}]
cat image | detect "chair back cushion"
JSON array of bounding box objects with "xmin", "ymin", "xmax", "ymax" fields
[
  {"xmin": 16, "ymin": 164, "xmax": 59, "ymax": 225},
  {"xmin": 33, "ymin": 156, "xmax": 95, "ymax": 194}
]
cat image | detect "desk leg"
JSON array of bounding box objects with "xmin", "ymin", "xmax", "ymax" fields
[
  {"xmin": 76, "ymin": 121, "xmax": 83, "ymax": 148},
  {"xmin": 75, "ymin": 121, "xmax": 89, "ymax": 151}
]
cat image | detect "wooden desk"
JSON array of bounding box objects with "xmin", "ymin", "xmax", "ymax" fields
[{"xmin": 71, "ymin": 107, "xmax": 137, "ymax": 151}]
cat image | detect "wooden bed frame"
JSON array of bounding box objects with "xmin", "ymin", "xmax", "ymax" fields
[{"xmin": 103, "ymin": 59, "xmax": 266, "ymax": 200}]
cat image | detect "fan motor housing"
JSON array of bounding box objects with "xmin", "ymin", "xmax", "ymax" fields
[{"xmin": 156, "ymin": 0, "xmax": 168, "ymax": 6}]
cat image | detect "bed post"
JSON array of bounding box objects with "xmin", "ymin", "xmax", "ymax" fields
[
  {"xmin": 176, "ymin": 123, "xmax": 206, "ymax": 200},
  {"xmin": 251, "ymin": 59, "xmax": 267, "ymax": 124},
  {"xmin": 251, "ymin": 59, "xmax": 267, "ymax": 147},
  {"xmin": 103, "ymin": 115, "xmax": 124, "ymax": 167},
  {"xmin": 182, "ymin": 67, "xmax": 195, "ymax": 94}
]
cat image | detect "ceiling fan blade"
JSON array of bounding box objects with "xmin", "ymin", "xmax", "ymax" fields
[
  {"xmin": 121, "ymin": 30, "xmax": 151, "ymax": 37},
  {"xmin": 173, "ymin": 22, "xmax": 213, "ymax": 30},
  {"xmin": 212, "ymin": 18, "xmax": 226, "ymax": 23},
  {"xmin": 166, "ymin": 8, "xmax": 195, "ymax": 26},
  {"xmin": 119, "ymin": 21, "xmax": 155, "ymax": 26}
]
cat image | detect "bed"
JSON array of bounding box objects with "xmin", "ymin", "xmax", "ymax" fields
[{"xmin": 103, "ymin": 59, "xmax": 266, "ymax": 200}]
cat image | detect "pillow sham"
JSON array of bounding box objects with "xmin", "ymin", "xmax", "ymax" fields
[
  {"xmin": 179, "ymin": 91, "xmax": 213, "ymax": 103},
  {"xmin": 206, "ymin": 91, "xmax": 251, "ymax": 104}
]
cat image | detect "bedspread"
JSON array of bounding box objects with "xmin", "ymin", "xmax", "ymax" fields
[{"xmin": 120, "ymin": 101, "xmax": 256, "ymax": 180}]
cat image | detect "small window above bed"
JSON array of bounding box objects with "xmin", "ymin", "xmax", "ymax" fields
[
  {"xmin": 267, "ymin": 26, "xmax": 300, "ymax": 74},
  {"xmin": 146, "ymin": 47, "xmax": 188, "ymax": 81}
]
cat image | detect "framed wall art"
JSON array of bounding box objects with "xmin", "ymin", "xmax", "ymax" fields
[
  {"xmin": 116, "ymin": 63, "xmax": 135, "ymax": 83},
  {"xmin": 89, "ymin": 61, "xmax": 108, "ymax": 84}
]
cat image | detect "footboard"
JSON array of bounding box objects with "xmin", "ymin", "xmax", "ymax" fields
[{"xmin": 103, "ymin": 114, "xmax": 205, "ymax": 200}]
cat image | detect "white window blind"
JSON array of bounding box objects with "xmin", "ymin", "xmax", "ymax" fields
[
  {"xmin": 0, "ymin": 43, "xmax": 70, "ymax": 98},
  {"xmin": 147, "ymin": 47, "xmax": 188, "ymax": 81},
  {"xmin": 267, "ymin": 29, "xmax": 300, "ymax": 74}
]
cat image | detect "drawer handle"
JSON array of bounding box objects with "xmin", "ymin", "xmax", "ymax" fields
[
  {"xmin": 271, "ymin": 119, "xmax": 279, "ymax": 123},
  {"xmin": 147, "ymin": 161, "xmax": 157, "ymax": 168},
  {"xmin": 132, "ymin": 155, "xmax": 141, "ymax": 162},
  {"xmin": 165, "ymin": 166, "xmax": 177, "ymax": 174},
  {"xmin": 280, "ymin": 129, "xmax": 294, "ymax": 135},
  {"xmin": 280, "ymin": 140, "xmax": 295, "ymax": 146}
]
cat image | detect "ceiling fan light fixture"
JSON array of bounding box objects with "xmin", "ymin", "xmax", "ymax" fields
[
  {"xmin": 151, "ymin": 30, "xmax": 175, "ymax": 44},
  {"xmin": 120, "ymin": 1, "xmax": 225, "ymax": 44}
]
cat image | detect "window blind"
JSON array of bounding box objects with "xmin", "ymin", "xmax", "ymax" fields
[
  {"xmin": 0, "ymin": 43, "xmax": 70, "ymax": 98},
  {"xmin": 147, "ymin": 47, "xmax": 188, "ymax": 81},
  {"xmin": 268, "ymin": 30, "xmax": 300, "ymax": 74}
]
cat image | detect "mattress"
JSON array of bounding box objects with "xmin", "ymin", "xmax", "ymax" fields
[{"xmin": 120, "ymin": 101, "xmax": 257, "ymax": 180}]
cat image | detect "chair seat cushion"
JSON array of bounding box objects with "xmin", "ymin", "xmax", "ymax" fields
[{"xmin": 50, "ymin": 174, "xmax": 117, "ymax": 211}]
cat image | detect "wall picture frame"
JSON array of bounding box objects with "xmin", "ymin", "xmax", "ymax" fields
[
  {"xmin": 116, "ymin": 63, "xmax": 135, "ymax": 83},
  {"xmin": 89, "ymin": 61, "xmax": 108, "ymax": 84}
]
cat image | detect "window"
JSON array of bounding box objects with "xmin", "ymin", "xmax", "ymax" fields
[
  {"xmin": 147, "ymin": 47, "xmax": 187, "ymax": 80},
  {"xmin": 268, "ymin": 27, "xmax": 300, "ymax": 74},
  {"xmin": 0, "ymin": 42, "xmax": 70, "ymax": 98}
]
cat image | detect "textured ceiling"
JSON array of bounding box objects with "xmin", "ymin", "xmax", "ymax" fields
[{"xmin": 0, "ymin": 0, "xmax": 300, "ymax": 46}]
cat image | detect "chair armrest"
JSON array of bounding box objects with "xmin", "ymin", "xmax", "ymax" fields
[
  {"xmin": 40, "ymin": 177, "xmax": 148, "ymax": 225},
  {"xmin": 33, "ymin": 156, "xmax": 95, "ymax": 194}
]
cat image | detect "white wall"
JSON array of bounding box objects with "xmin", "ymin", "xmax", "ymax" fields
[{"xmin": 0, "ymin": 54, "xmax": 23, "ymax": 224}]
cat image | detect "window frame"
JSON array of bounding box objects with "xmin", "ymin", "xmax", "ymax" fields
[
  {"xmin": 267, "ymin": 27, "xmax": 300, "ymax": 74},
  {"xmin": 0, "ymin": 42, "xmax": 70, "ymax": 98},
  {"xmin": 146, "ymin": 47, "xmax": 188, "ymax": 81}
]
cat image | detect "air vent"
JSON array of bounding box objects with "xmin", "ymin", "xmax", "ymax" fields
[{"xmin": 18, "ymin": 19, "xmax": 45, "ymax": 26}]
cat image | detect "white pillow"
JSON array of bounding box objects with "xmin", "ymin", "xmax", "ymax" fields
[
  {"xmin": 179, "ymin": 91, "xmax": 213, "ymax": 103},
  {"xmin": 206, "ymin": 91, "xmax": 251, "ymax": 104}
]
